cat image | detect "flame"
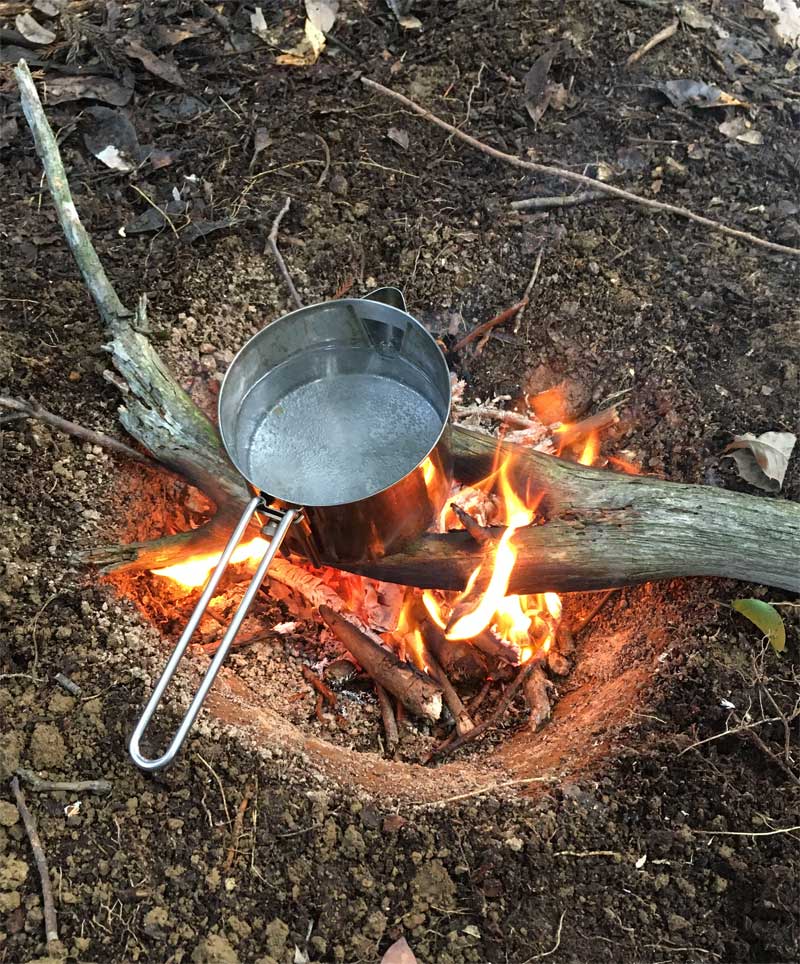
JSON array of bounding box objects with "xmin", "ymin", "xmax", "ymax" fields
[
  {"xmin": 422, "ymin": 456, "xmax": 436, "ymax": 486},
  {"xmin": 607, "ymin": 455, "xmax": 641, "ymax": 475},
  {"xmin": 409, "ymin": 628, "xmax": 428, "ymax": 671},
  {"xmin": 151, "ymin": 537, "xmax": 269, "ymax": 589},
  {"xmin": 422, "ymin": 590, "xmax": 446, "ymax": 629},
  {"xmin": 578, "ymin": 431, "xmax": 600, "ymax": 466}
]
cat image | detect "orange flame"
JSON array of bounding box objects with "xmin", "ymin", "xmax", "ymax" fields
[
  {"xmin": 578, "ymin": 431, "xmax": 600, "ymax": 466},
  {"xmin": 151, "ymin": 537, "xmax": 269, "ymax": 590}
]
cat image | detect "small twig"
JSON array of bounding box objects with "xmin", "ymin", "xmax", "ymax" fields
[
  {"xmin": 10, "ymin": 777, "xmax": 60, "ymax": 954},
  {"xmin": 301, "ymin": 665, "xmax": 345, "ymax": 726},
  {"xmin": 54, "ymin": 672, "xmax": 82, "ymax": 696},
  {"xmin": 513, "ymin": 247, "xmax": 545, "ymax": 333},
  {"xmin": 429, "ymin": 658, "xmax": 541, "ymax": 759},
  {"xmin": 194, "ymin": 631, "xmax": 272, "ymax": 656},
  {"xmin": 511, "ymin": 191, "xmax": 608, "ymax": 212},
  {"xmin": 467, "ymin": 679, "xmax": 493, "ymax": 716},
  {"xmin": 0, "ymin": 396, "xmax": 160, "ymax": 468},
  {"xmin": 626, "ymin": 18, "xmax": 679, "ymax": 67},
  {"xmin": 572, "ymin": 589, "xmax": 619, "ymax": 636},
  {"xmin": 267, "ymin": 196, "xmax": 303, "ymax": 310},
  {"xmin": 361, "ymin": 76, "xmax": 800, "ymax": 258},
  {"xmin": 16, "ymin": 767, "xmax": 111, "ymax": 795},
  {"xmin": 128, "ymin": 183, "xmax": 179, "ymax": 239},
  {"xmin": 376, "ymin": 683, "xmax": 399, "ymax": 755},
  {"xmin": 196, "ymin": 754, "xmax": 232, "ymax": 827},
  {"xmin": 450, "ymin": 503, "xmax": 495, "ymax": 545},
  {"xmin": 196, "ymin": 0, "xmax": 230, "ymax": 31},
  {"xmin": 522, "ymin": 910, "xmax": 566, "ymax": 963},
  {"xmin": 413, "ymin": 775, "xmax": 555, "ymax": 808},
  {"xmin": 553, "ymin": 405, "xmax": 620, "ymax": 448},
  {"xmin": 739, "ymin": 721, "xmax": 800, "ymax": 788},
  {"xmin": 314, "ymin": 133, "xmax": 331, "ymax": 187},
  {"xmin": 223, "ymin": 781, "xmax": 254, "ymax": 873},
  {"xmin": 692, "ymin": 825, "xmax": 800, "ymax": 837},
  {"xmin": 452, "ymin": 403, "xmax": 542, "ymax": 431},
  {"xmin": 554, "ymin": 849, "xmax": 623, "ymax": 858},
  {"xmin": 451, "ymin": 299, "xmax": 528, "ymax": 353}
]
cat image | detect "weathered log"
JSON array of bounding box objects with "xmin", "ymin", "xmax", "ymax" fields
[{"xmin": 319, "ymin": 606, "xmax": 443, "ymax": 722}]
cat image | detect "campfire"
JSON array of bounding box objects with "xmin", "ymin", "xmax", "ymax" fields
[{"xmin": 131, "ymin": 385, "xmax": 628, "ymax": 764}]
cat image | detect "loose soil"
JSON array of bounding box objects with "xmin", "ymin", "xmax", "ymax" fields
[{"xmin": 1, "ymin": 1, "xmax": 799, "ymax": 962}]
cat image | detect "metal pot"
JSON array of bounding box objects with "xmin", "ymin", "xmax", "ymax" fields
[{"xmin": 129, "ymin": 288, "xmax": 452, "ymax": 770}]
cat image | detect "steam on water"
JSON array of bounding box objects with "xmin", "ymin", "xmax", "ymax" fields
[{"xmin": 247, "ymin": 372, "xmax": 442, "ymax": 505}]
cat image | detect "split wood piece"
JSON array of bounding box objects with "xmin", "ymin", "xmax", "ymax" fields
[
  {"xmin": 450, "ymin": 300, "xmax": 528, "ymax": 353},
  {"xmin": 450, "ymin": 503, "xmax": 494, "ymax": 546},
  {"xmin": 429, "ymin": 658, "xmax": 543, "ymax": 760},
  {"xmin": 0, "ymin": 396, "xmax": 161, "ymax": 468},
  {"xmin": 376, "ymin": 684, "xmax": 399, "ymax": 755},
  {"xmin": 10, "ymin": 777, "xmax": 61, "ymax": 956},
  {"xmin": 511, "ymin": 191, "xmax": 609, "ymax": 212},
  {"xmin": 626, "ymin": 18, "xmax": 679, "ymax": 67},
  {"xmin": 419, "ymin": 616, "xmax": 489, "ymax": 686},
  {"xmin": 319, "ymin": 606, "xmax": 443, "ymax": 722},
  {"xmin": 343, "ymin": 427, "xmax": 800, "ymax": 594},
  {"xmin": 524, "ymin": 664, "xmax": 553, "ymax": 729},
  {"xmin": 424, "ymin": 650, "xmax": 475, "ymax": 736},
  {"xmin": 360, "ymin": 76, "xmax": 800, "ymax": 258},
  {"xmin": 16, "ymin": 767, "xmax": 112, "ymax": 795}
]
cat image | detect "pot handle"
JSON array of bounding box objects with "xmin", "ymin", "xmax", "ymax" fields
[
  {"xmin": 364, "ymin": 286, "xmax": 407, "ymax": 313},
  {"xmin": 129, "ymin": 497, "xmax": 299, "ymax": 772}
]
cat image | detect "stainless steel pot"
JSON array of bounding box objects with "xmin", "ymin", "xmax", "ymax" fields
[{"xmin": 129, "ymin": 288, "xmax": 452, "ymax": 770}]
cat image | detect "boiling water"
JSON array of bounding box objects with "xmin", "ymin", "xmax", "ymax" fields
[{"xmin": 246, "ymin": 372, "xmax": 443, "ymax": 505}]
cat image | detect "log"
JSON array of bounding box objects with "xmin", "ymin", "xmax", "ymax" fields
[{"xmin": 319, "ymin": 606, "xmax": 443, "ymax": 722}]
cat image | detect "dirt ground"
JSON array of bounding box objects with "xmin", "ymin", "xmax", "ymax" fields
[{"xmin": 1, "ymin": 0, "xmax": 800, "ymax": 962}]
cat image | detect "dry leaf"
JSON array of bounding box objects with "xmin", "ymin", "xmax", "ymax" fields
[
  {"xmin": 763, "ymin": 0, "xmax": 800, "ymax": 47},
  {"xmin": 44, "ymin": 75, "xmax": 133, "ymax": 106},
  {"xmin": 661, "ymin": 79, "xmax": 747, "ymax": 108},
  {"xmin": 16, "ymin": 12, "xmax": 56, "ymax": 44},
  {"xmin": 276, "ymin": 18, "xmax": 326, "ymax": 66},
  {"xmin": 250, "ymin": 127, "xmax": 272, "ymax": 169},
  {"xmin": 723, "ymin": 430, "xmax": 796, "ymax": 491},
  {"xmin": 33, "ymin": 0, "xmax": 62, "ymax": 16},
  {"xmin": 719, "ymin": 117, "xmax": 764, "ymax": 143},
  {"xmin": 678, "ymin": 2, "xmax": 713, "ymax": 29},
  {"xmin": 387, "ymin": 126, "xmax": 409, "ymax": 149},
  {"xmin": 306, "ymin": 0, "xmax": 338, "ymax": 34},
  {"xmin": 385, "ymin": 0, "xmax": 423, "ymax": 28},
  {"xmin": 83, "ymin": 107, "xmax": 143, "ymax": 173},
  {"xmin": 737, "ymin": 128, "xmax": 764, "ymax": 144},
  {"xmin": 126, "ymin": 41, "xmax": 186, "ymax": 88},
  {"xmin": 381, "ymin": 938, "xmax": 418, "ymax": 964},
  {"xmin": 250, "ymin": 7, "xmax": 269, "ymax": 40}
]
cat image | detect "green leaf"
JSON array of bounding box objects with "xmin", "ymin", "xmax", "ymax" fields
[{"xmin": 731, "ymin": 598, "xmax": 786, "ymax": 653}]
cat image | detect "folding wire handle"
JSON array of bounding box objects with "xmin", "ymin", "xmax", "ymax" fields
[{"xmin": 129, "ymin": 497, "xmax": 299, "ymax": 771}]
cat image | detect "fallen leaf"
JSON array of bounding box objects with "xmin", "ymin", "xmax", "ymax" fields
[
  {"xmin": 250, "ymin": 127, "xmax": 272, "ymax": 169},
  {"xmin": 660, "ymin": 79, "xmax": 747, "ymax": 108},
  {"xmin": 250, "ymin": 7, "xmax": 269, "ymax": 40},
  {"xmin": 44, "ymin": 76, "xmax": 133, "ymax": 106},
  {"xmin": 126, "ymin": 41, "xmax": 186, "ymax": 88},
  {"xmin": 16, "ymin": 12, "xmax": 56, "ymax": 44},
  {"xmin": 306, "ymin": 0, "xmax": 338, "ymax": 34},
  {"xmin": 83, "ymin": 107, "xmax": 144, "ymax": 173},
  {"xmin": 763, "ymin": 0, "xmax": 800, "ymax": 47},
  {"xmin": 737, "ymin": 128, "xmax": 764, "ymax": 144},
  {"xmin": 523, "ymin": 48, "xmax": 557, "ymax": 123},
  {"xmin": 293, "ymin": 946, "xmax": 310, "ymax": 964},
  {"xmin": 731, "ymin": 598, "xmax": 786, "ymax": 652},
  {"xmin": 276, "ymin": 18, "xmax": 326, "ymax": 66},
  {"xmin": 719, "ymin": 117, "xmax": 764, "ymax": 143},
  {"xmin": 34, "ymin": 0, "xmax": 61, "ymax": 15},
  {"xmin": 678, "ymin": 2, "xmax": 713, "ymax": 29},
  {"xmin": 381, "ymin": 938, "xmax": 418, "ymax": 964},
  {"xmin": 385, "ymin": 0, "xmax": 422, "ymax": 28},
  {"xmin": 152, "ymin": 22, "xmax": 209, "ymax": 48},
  {"xmin": 387, "ymin": 126, "xmax": 409, "ymax": 149},
  {"xmin": 723, "ymin": 430, "xmax": 796, "ymax": 491}
]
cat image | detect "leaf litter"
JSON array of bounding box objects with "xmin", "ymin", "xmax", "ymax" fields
[
  {"xmin": 723, "ymin": 431, "xmax": 796, "ymax": 491},
  {"xmin": 15, "ymin": 12, "xmax": 56, "ymax": 45}
]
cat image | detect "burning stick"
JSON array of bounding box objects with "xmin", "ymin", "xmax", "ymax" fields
[
  {"xmin": 319, "ymin": 606, "xmax": 443, "ymax": 722},
  {"xmin": 425, "ymin": 651, "xmax": 475, "ymax": 736},
  {"xmin": 450, "ymin": 503, "xmax": 494, "ymax": 546},
  {"xmin": 375, "ymin": 684, "xmax": 399, "ymax": 755}
]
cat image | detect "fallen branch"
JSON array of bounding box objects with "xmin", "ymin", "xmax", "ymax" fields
[
  {"xmin": 626, "ymin": 18, "xmax": 679, "ymax": 67},
  {"xmin": 10, "ymin": 776, "xmax": 60, "ymax": 956},
  {"xmin": 451, "ymin": 300, "xmax": 528, "ymax": 353},
  {"xmin": 267, "ymin": 196, "xmax": 302, "ymax": 310},
  {"xmin": 0, "ymin": 396, "xmax": 161, "ymax": 468},
  {"xmin": 511, "ymin": 191, "xmax": 608, "ymax": 212},
  {"xmin": 319, "ymin": 605, "xmax": 443, "ymax": 721},
  {"xmin": 360, "ymin": 76, "xmax": 800, "ymax": 258},
  {"xmin": 16, "ymin": 767, "xmax": 112, "ymax": 795}
]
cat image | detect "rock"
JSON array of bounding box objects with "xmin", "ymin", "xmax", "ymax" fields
[
  {"xmin": 329, "ymin": 173, "xmax": 348, "ymax": 196},
  {"xmin": 0, "ymin": 801, "xmax": 19, "ymax": 828},
  {"xmin": 0, "ymin": 855, "xmax": 29, "ymax": 890},
  {"xmin": 412, "ymin": 860, "xmax": 456, "ymax": 909},
  {"xmin": 265, "ymin": 918, "xmax": 289, "ymax": 958},
  {"xmin": 0, "ymin": 731, "xmax": 22, "ymax": 779},
  {"xmin": 192, "ymin": 933, "xmax": 240, "ymax": 964},
  {"xmin": 341, "ymin": 825, "xmax": 365, "ymax": 858},
  {"xmin": 29, "ymin": 723, "xmax": 67, "ymax": 770},
  {"xmin": 668, "ymin": 913, "xmax": 691, "ymax": 933},
  {"xmin": 0, "ymin": 890, "xmax": 21, "ymax": 913}
]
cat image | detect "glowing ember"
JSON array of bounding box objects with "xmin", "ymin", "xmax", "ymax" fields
[{"xmin": 151, "ymin": 536, "xmax": 269, "ymax": 589}]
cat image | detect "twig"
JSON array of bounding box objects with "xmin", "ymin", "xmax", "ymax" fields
[
  {"xmin": 513, "ymin": 247, "xmax": 544, "ymax": 333},
  {"xmin": 301, "ymin": 665, "xmax": 345, "ymax": 726},
  {"xmin": 10, "ymin": 776, "xmax": 60, "ymax": 954},
  {"xmin": 196, "ymin": 754, "xmax": 232, "ymax": 827},
  {"xmin": 467, "ymin": 679, "xmax": 492, "ymax": 716},
  {"xmin": 376, "ymin": 684, "xmax": 399, "ymax": 755},
  {"xmin": 0, "ymin": 396, "xmax": 160, "ymax": 468},
  {"xmin": 522, "ymin": 910, "xmax": 566, "ymax": 963},
  {"xmin": 267, "ymin": 196, "xmax": 302, "ymax": 310},
  {"xmin": 626, "ymin": 19, "xmax": 679, "ymax": 67},
  {"xmin": 361, "ymin": 76, "xmax": 800, "ymax": 258},
  {"xmin": 426, "ymin": 651, "xmax": 474, "ymax": 736},
  {"xmin": 128, "ymin": 183, "xmax": 179, "ymax": 239},
  {"xmin": 572, "ymin": 589, "xmax": 619, "ymax": 635},
  {"xmin": 452, "ymin": 403, "xmax": 542, "ymax": 430},
  {"xmin": 54, "ymin": 672, "xmax": 82, "ymax": 696},
  {"xmin": 194, "ymin": 631, "xmax": 272, "ymax": 656},
  {"xmin": 553, "ymin": 405, "xmax": 620, "ymax": 448},
  {"xmin": 429, "ymin": 658, "xmax": 541, "ymax": 759},
  {"xmin": 451, "ymin": 300, "xmax": 528, "ymax": 353},
  {"xmin": 511, "ymin": 191, "xmax": 608, "ymax": 212},
  {"xmin": 314, "ymin": 133, "xmax": 331, "ymax": 187},
  {"xmin": 223, "ymin": 781, "xmax": 254, "ymax": 873},
  {"xmin": 691, "ymin": 825, "xmax": 800, "ymax": 837},
  {"xmin": 413, "ymin": 775, "xmax": 556, "ymax": 808},
  {"xmin": 739, "ymin": 721, "xmax": 800, "ymax": 788},
  {"xmin": 16, "ymin": 767, "xmax": 112, "ymax": 795},
  {"xmin": 196, "ymin": 0, "xmax": 231, "ymax": 31},
  {"xmin": 450, "ymin": 503, "xmax": 495, "ymax": 545}
]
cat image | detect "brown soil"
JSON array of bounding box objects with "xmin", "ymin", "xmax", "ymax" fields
[{"xmin": 1, "ymin": 1, "xmax": 799, "ymax": 962}]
